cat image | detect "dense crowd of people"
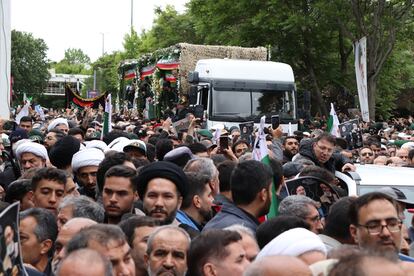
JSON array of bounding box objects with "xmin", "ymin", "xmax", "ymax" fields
[{"xmin": 1, "ymin": 106, "xmax": 414, "ymax": 275}]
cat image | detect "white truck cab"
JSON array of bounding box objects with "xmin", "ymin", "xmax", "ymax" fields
[{"xmin": 188, "ymin": 59, "xmax": 298, "ymax": 132}]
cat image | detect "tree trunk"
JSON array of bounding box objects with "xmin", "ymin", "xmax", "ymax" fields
[
  {"xmin": 367, "ymin": 76, "xmax": 376, "ymax": 120},
  {"xmin": 308, "ymin": 65, "xmax": 328, "ymax": 116},
  {"xmin": 338, "ymin": 27, "xmax": 350, "ymax": 75}
]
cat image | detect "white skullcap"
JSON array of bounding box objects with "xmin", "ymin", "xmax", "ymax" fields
[
  {"xmin": 16, "ymin": 141, "xmax": 48, "ymax": 161},
  {"xmin": 12, "ymin": 138, "xmax": 31, "ymax": 157},
  {"xmin": 401, "ymin": 142, "xmax": 414, "ymax": 150},
  {"xmin": 106, "ymin": 137, "xmax": 130, "ymax": 153},
  {"xmin": 257, "ymin": 228, "xmax": 327, "ymax": 260},
  {"xmin": 85, "ymin": 140, "xmax": 108, "ymax": 153},
  {"xmin": 397, "ymin": 132, "xmax": 411, "ymax": 139},
  {"xmin": 48, "ymin": 118, "xmax": 68, "ymax": 131},
  {"xmin": 71, "ymin": 148, "xmax": 105, "ymax": 172}
]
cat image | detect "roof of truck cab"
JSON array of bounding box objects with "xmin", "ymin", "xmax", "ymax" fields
[
  {"xmin": 355, "ymin": 164, "xmax": 414, "ymax": 186},
  {"xmin": 195, "ymin": 59, "xmax": 295, "ymax": 83}
]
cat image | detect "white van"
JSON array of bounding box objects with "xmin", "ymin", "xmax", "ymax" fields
[{"xmin": 336, "ymin": 164, "xmax": 414, "ymax": 225}]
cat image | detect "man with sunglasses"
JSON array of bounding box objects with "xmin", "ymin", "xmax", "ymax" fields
[
  {"xmin": 349, "ymin": 192, "xmax": 413, "ymax": 261},
  {"xmin": 359, "ymin": 146, "xmax": 375, "ymax": 164}
]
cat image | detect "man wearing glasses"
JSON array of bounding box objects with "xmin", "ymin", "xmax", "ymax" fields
[
  {"xmin": 294, "ymin": 132, "xmax": 355, "ymax": 173},
  {"xmin": 349, "ymin": 192, "xmax": 411, "ymax": 261}
]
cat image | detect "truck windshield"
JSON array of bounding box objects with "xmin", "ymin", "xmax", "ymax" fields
[{"xmin": 211, "ymin": 88, "xmax": 295, "ymax": 122}]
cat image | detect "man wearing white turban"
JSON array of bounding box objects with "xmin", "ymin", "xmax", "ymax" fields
[
  {"xmin": 48, "ymin": 118, "xmax": 69, "ymax": 134},
  {"xmin": 16, "ymin": 141, "xmax": 48, "ymax": 172},
  {"xmin": 71, "ymin": 148, "xmax": 105, "ymax": 199},
  {"xmin": 257, "ymin": 227, "xmax": 327, "ymax": 265}
]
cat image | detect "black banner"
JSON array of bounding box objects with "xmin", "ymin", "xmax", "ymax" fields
[{"xmin": 65, "ymin": 86, "xmax": 106, "ymax": 109}]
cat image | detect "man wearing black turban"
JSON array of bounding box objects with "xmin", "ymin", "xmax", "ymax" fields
[{"xmin": 134, "ymin": 161, "xmax": 188, "ymax": 225}]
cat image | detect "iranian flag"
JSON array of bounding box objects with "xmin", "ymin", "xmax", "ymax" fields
[
  {"xmin": 327, "ymin": 103, "xmax": 340, "ymax": 137},
  {"xmin": 124, "ymin": 68, "xmax": 136, "ymax": 80},
  {"xmin": 101, "ymin": 94, "xmax": 112, "ymax": 139},
  {"xmin": 253, "ymin": 116, "xmax": 279, "ymax": 218}
]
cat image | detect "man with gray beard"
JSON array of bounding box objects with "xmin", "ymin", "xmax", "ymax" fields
[{"xmin": 145, "ymin": 226, "xmax": 190, "ymax": 276}]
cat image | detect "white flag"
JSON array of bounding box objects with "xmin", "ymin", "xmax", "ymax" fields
[
  {"xmin": 35, "ymin": 105, "xmax": 45, "ymax": 121},
  {"xmin": 252, "ymin": 116, "xmax": 268, "ymax": 161},
  {"xmin": 328, "ymin": 103, "xmax": 340, "ymax": 137},
  {"xmin": 213, "ymin": 128, "xmax": 221, "ymax": 144},
  {"xmin": 354, "ymin": 37, "xmax": 370, "ymax": 122},
  {"xmin": 15, "ymin": 103, "xmax": 30, "ymax": 124}
]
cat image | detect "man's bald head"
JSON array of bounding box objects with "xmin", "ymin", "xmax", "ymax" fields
[
  {"xmin": 57, "ymin": 249, "xmax": 112, "ymax": 276},
  {"xmin": 244, "ymin": 256, "xmax": 312, "ymax": 276},
  {"xmin": 53, "ymin": 218, "xmax": 97, "ymax": 274},
  {"xmin": 63, "ymin": 217, "xmax": 97, "ymax": 232}
]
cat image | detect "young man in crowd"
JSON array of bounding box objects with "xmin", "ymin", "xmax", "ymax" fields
[
  {"xmin": 28, "ymin": 167, "xmax": 66, "ymax": 216},
  {"xmin": 176, "ymin": 172, "xmax": 214, "ymax": 236},
  {"xmin": 19, "ymin": 116, "xmax": 33, "ymax": 133},
  {"xmin": 102, "ymin": 165, "xmax": 138, "ymax": 224},
  {"xmin": 203, "ymin": 160, "xmax": 273, "ymax": 233},
  {"xmin": 187, "ymin": 229, "xmax": 250, "ymax": 276}
]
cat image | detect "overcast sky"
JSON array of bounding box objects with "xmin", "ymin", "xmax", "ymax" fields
[{"xmin": 11, "ymin": 0, "xmax": 189, "ymax": 62}]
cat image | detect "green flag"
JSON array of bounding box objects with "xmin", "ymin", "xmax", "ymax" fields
[
  {"xmin": 253, "ymin": 116, "xmax": 279, "ymax": 218},
  {"xmin": 101, "ymin": 94, "xmax": 112, "ymax": 139}
]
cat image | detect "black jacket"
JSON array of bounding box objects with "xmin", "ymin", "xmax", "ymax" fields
[{"xmin": 294, "ymin": 139, "xmax": 352, "ymax": 173}]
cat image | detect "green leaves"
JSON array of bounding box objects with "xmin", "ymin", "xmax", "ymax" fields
[
  {"xmin": 11, "ymin": 30, "xmax": 50, "ymax": 99},
  {"xmin": 54, "ymin": 48, "xmax": 91, "ymax": 75}
]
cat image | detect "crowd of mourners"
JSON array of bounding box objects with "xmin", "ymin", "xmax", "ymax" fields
[{"xmin": 1, "ymin": 106, "xmax": 414, "ymax": 276}]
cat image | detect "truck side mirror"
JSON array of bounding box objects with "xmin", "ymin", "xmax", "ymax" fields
[
  {"xmin": 189, "ymin": 86, "xmax": 198, "ymax": 105},
  {"xmin": 188, "ymin": 71, "xmax": 199, "ymax": 84}
]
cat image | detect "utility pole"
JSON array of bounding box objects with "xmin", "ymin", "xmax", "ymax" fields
[
  {"xmin": 93, "ymin": 70, "xmax": 97, "ymax": 91},
  {"xmin": 100, "ymin": 33, "xmax": 105, "ymax": 55},
  {"xmin": 130, "ymin": 0, "xmax": 134, "ymax": 34}
]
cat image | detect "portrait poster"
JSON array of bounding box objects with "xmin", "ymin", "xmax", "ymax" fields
[{"xmin": 0, "ymin": 202, "xmax": 27, "ymax": 276}]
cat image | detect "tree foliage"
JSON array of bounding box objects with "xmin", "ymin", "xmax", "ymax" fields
[
  {"xmin": 54, "ymin": 48, "xmax": 91, "ymax": 74},
  {"xmin": 122, "ymin": 28, "xmax": 143, "ymax": 59},
  {"xmin": 83, "ymin": 52, "xmax": 123, "ymax": 95},
  {"xmin": 188, "ymin": 0, "xmax": 414, "ymax": 118},
  {"xmin": 149, "ymin": 5, "xmax": 199, "ymax": 48},
  {"xmin": 335, "ymin": 0, "xmax": 414, "ymax": 119},
  {"xmin": 122, "ymin": 5, "xmax": 199, "ymax": 59},
  {"xmin": 11, "ymin": 30, "xmax": 50, "ymax": 98}
]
